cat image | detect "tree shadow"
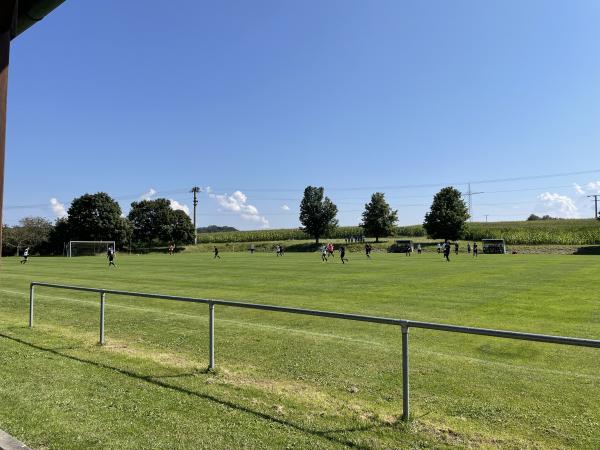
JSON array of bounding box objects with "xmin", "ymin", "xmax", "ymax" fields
[
  {"xmin": 282, "ymin": 242, "xmax": 321, "ymax": 252},
  {"xmin": 573, "ymin": 246, "xmax": 600, "ymax": 255},
  {"xmin": 0, "ymin": 332, "xmax": 407, "ymax": 449}
]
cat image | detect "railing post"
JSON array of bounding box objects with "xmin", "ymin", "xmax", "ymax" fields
[
  {"xmin": 209, "ymin": 302, "xmax": 215, "ymax": 370},
  {"xmin": 99, "ymin": 291, "xmax": 106, "ymax": 345},
  {"xmin": 29, "ymin": 284, "xmax": 34, "ymax": 328},
  {"xmin": 402, "ymin": 324, "xmax": 410, "ymax": 422}
]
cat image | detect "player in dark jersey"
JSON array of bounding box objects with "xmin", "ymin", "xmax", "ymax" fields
[
  {"xmin": 340, "ymin": 246, "xmax": 348, "ymax": 264},
  {"xmin": 473, "ymin": 242, "xmax": 478, "ymax": 257},
  {"xmin": 107, "ymin": 246, "xmax": 116, "ymax": 267},
  {"xmin": 213, "ymin": 247, "xmax": 220, "ymax": 259},
  {"xmin": 443, "ymin": 241, "xmax": 451, "ymax": 262}
]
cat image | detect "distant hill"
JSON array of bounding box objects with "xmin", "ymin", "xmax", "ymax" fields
[{"xmin": 197, "ymin": 225, "xmax": 239, "ymax": 233}]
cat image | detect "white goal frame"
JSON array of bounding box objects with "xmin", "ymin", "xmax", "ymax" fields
[{"xmin": 68, "ymin": 241, "xmax": 116, "ymax": 257}]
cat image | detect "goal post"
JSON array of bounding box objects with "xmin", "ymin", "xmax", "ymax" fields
[{"xmin": 68, "ymin": 241, "xmax": 116, "ymax": 257}]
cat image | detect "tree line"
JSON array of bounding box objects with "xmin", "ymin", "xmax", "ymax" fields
[
  {"xmin": 299, "ymin": 185, "xmax": 468, "ymax": 243},
  {"xmin": 2, "ymin": 186, "xmax": 469, "ymax": 256},
  {"xmin": 2, "ymin": 192, "xmax": 195, "ymax": 256}
]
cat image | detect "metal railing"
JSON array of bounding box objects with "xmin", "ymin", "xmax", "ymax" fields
[{"xmin": 28, "ymin": 281, "xmax": 600, "ymax": 422}]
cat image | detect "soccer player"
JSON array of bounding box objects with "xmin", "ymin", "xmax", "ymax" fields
[
  {"xmin": 443, "ymin": 240, "xmax": 451, "ymax": 262},
  {"xmin": 327, "ymin": 243, "xmax": 335, "ymax": 258},
  {"xmin": 473, "ymin": 242, "xmax": 478, "ymax": 257},
  {"xmin": 454, "ymin": 242, "xmax": 459, "ymax": 255},
  {"xmin": 214, "ymin": 247, "xmax": 220, "ymax": 259},
  {"xmin": 168, "ymin": 243, "xmax": 175, "ymax": 255},
  {"xmin": 365, "ymin": 243, "xmax": 371, "ymax": 258},
  {"xmin": 467, "ymin": 242, "xmax": 471, "ymax": 254},
  {"xmin": 107, "ymin": 246, "xmax": 116, "ymax": 267},
  {"xmin": 340, "ymin": 245, "xmax": 348, "ymax": 264},
  {"xmin": 321, "ymin": 244, "xmax": 328, "ymax": 262},
  {"xmin": 20, "ymin": 247, "xmax": 30, "ymax": 264},
  {"xmin": 417, "ymin": 243, "xmax": 422, "ymax": 254}
]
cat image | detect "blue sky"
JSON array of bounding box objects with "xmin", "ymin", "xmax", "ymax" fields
[{"xmin": 3, "ymin": 0, "xmax": 600, "ymax": 228}]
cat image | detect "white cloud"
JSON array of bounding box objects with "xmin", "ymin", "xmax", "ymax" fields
[
  {"xmin": 281, "ymin": 204, "xmax": 290, "ymax": 211},
  {"xmin": 140, "ymin": 188, "xmax": 157, "ymax": 201},
  {"xmin": 538, "ymin": 192, "xmax": 579, "ymax": 218},
  {"xmin": 573, "ymin": 180, "xmax": 600, "ymax": 196},
  {"xmin": 50, "ymin": 198, "xmax": 67, "ymax": 218},
  {"xmin": 209, "ymin": 190, "xmax": 269, "ymax": 228},
  {"xmin": 585, "ymin": 181, "xmax": 600, "ymax": 194},
  {"xmin": 169, "ymin": 199, "xmax": 190, "ymax": 216},
  {"xmin": 205, "ymin": 186, "xmax": 212, "ymax": 194}
]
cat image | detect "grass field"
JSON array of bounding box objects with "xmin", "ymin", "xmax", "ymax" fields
[{"xmin": 0, "ymin": 251, "xmax": 599, "ymax": 449}]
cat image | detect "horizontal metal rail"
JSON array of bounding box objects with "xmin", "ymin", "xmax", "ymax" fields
[{"xmin": 28, "ymin": 281, "xmax": 600, "ymax": 422}]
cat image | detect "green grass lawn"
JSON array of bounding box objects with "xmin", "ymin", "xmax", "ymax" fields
[{"xmin": 0, "ymin": 251, "xmax": 599, "ymax": 449}]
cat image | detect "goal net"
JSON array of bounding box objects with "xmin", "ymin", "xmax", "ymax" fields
[{"xmin": 68, "ymin": 241, "xmax": 116, "ymax": 257}]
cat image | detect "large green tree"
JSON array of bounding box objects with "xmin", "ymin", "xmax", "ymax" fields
[
  {"xmin": 47, "ymin": 218, "xmax": 71, "ymax": 255},
  {"xmin": 299, "ymin": 186, "xmax": 338, "ymax": 244},
  {"xmin": 167, "ymin": 209, "xmax": 195, "ymax": 244},
  {"xmin": 67, "ymin": 193, "xmax": 130, "ymax": 245},
  {"xmin": 3, "ymin": 217, "xmax": 55, "ymax": 256},
  {"xmin": 128, "ymin": 199, "xmax": 194, "ymax": 246},
  {"xmin": 423, "ymin": 187, "xmax": 469, "ymax": 240},
  {"xmin": 360, "ymin": 192, "xmax": 398, "ymax": 242}
]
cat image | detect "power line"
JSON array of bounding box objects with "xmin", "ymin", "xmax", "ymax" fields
[
  {"xmin": 209, "ymin": 168, "xmax": 600, "ymax": 193},
  {"xmin": 3, "ymin": 168, "xmax": 598, "ymax": 214}
]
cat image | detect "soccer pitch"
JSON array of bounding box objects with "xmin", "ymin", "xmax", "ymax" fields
[{"xmin": 0, "ymin": 251, "xmax": 598, "ymax": 449}]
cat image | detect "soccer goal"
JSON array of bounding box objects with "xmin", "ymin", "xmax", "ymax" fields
[{"xmin": 68, "ymin": 241, "xmax": 116, "ymax": 257}]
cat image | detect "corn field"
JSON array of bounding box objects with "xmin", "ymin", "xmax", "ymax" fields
[
  {"xmin": 197, "ymin": 226, "xmax": 365, "ymax": 243},
  {"xmin": 198, "ymin": 220, "xmax": 600, "ymax": 245},
  {"xmin": 399, "ymin": 219, "xmax": 600, "ymax": 245}
]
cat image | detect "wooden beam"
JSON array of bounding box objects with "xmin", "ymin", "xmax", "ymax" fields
[{"xmin": 0, "ymin": 0, "xmax": 16, "ymax": 256}]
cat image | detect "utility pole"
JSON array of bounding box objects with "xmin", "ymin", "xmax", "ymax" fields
[
  {"xmin": 588, "ymin": 194, "xmax": 599, "ymax": 219},
  {"xmin": 191, "ymin": 186, "xmax": 201, "ymax": 244},
  {"xmin": 485, "ymin": 215, "xmax": 489, "ymax": 222},
  {"xmin": 464, "ymin": 183, "xmax": 484, "ymax": 222}
]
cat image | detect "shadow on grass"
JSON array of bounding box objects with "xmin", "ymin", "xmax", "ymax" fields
[
  {"xmin": 574, "ymin": 246, "xmax": 600, "ymax": 255},
  {"xmin": 0, "ymin": 332, "xmax": 407, "ymax": 449}
]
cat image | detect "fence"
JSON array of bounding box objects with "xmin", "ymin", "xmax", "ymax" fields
[{"xmin": 28, "ymin": 281, "xmax": 600, "ymax": 422}]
